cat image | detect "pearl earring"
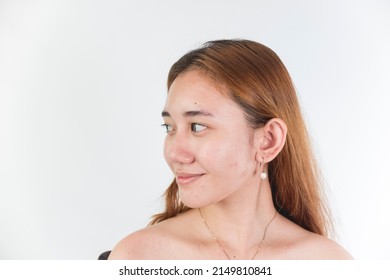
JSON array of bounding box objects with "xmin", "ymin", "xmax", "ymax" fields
[{"xmin": 260, "ymin": 156, "xmax": 267, "ymax": 180}]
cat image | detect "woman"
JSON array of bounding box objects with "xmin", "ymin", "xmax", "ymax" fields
[{"xmin": 109, "ymin": 39, "xmax": 352, "ymax": 259}]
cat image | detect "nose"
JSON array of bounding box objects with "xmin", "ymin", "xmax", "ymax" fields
[{"xmin": 164, "ymin": 133, "xmax": 195, "ymax": 165}]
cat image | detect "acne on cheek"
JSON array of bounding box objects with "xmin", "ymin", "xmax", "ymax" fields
[
  {"xmin": 210, "ymin": 152, "xmax": 240, "ymax": 170},
  {"xmin": 206, "ymin": 143, "xmax": 242, "ymax": 164},
  {"xmin": 225, "ymin": 147, "xmax": 255, "ymax": 173}
]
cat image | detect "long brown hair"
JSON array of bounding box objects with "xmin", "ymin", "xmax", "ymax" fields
[{"xmin": 150, "ymin": 39, "xmax": 331, "ymax": 236}]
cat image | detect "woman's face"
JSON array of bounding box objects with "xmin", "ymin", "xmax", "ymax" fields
[{"xmin": 162, "ymin": 70, "xmax": 260, "ymax": 208}]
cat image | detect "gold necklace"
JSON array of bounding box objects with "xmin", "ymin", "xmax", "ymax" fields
[{"xmin": 199, "ymin": 208, "xmax": 277, "ymax": 260}]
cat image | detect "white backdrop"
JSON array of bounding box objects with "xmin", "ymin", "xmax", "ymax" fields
[{"xmin": 0, "ymin": 0, "xmax": 389, "ymax": 259}]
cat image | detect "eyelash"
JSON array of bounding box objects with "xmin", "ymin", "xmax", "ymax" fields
[
  {"xmin": 191, "ymin": 123, "xmax": 206, "ymax": 132},
  {"xmin": 161, "ymin": 123, "xmax": 207, "ymax": 133},
  {"xmin": 161, "ymin": 124, "xmax": 174, "ymax": 133}
]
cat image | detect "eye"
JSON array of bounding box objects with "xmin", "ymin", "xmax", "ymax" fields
[
  {"xmin": 191, "ymin": 123, "xmax": 207, "ymax": 133},
  {"xmin": 161, "ymin": 124, "xmax": 174, "ymax": 133}
]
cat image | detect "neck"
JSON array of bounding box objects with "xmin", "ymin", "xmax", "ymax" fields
[{"xmin": 198, "ymin": 178, "xmax": 277, "ymax": 258}]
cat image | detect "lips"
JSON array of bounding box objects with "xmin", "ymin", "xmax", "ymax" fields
[{"xmin": 175, "ymin": 173, "xmax": 204, "ymax": 185}]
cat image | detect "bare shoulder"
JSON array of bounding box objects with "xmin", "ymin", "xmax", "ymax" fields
[
  {"xmin": 108, "ymin": 226, "xmax": 159, "ymax": 259},
  {"xmin": 268, "ymin": 215, "xmax": 353, "ymax": 260},
  {"xmin": 109, "ymin": 222, "xmax": 177, "ymax": 260},
  {"xmin": 296, "ymin": 232, "xmax": 353, "ymax": 259},
  {"xmin": 109, "ymin": 211, "xmax": 198, "ymax": 260}
]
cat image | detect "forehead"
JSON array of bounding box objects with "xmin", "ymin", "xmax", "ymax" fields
[{"xmin": 164, "ymin": 70, "xmax": 240, "ymax": 116}]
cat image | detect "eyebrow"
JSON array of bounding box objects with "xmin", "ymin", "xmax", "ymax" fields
[{"xmin": 161, "ymin": 110, "xmax": 215, "ymax": 118}]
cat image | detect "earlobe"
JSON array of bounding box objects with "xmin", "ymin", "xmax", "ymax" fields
[{"xmin": 255, "ymin": 118, "xmax": 287, "ymax": 163}]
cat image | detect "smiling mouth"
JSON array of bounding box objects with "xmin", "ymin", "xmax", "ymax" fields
[{"xmin": 176, "ymin": 174, "xmax": 204, "ymax": 185}]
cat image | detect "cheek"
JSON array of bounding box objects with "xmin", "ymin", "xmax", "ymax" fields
[{"xmin": 201, "ymin": 137, "xmax": 254, "ymax": 173}]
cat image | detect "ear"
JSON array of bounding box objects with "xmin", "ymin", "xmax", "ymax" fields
[{"xmin": 254, "ymin": 118, "xmax": 287, "ymax": 163}]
